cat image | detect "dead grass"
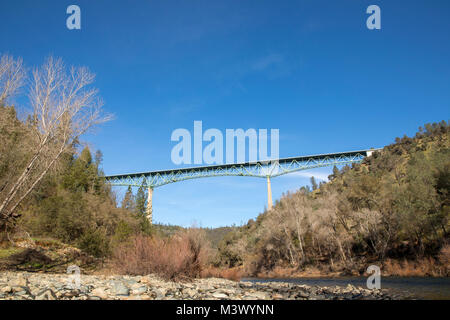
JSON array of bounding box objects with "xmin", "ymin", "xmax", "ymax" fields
[
  {"xmin": 201, "ymin": 267, "xmax": 243, "ymax": 281},
  {"xmin": 382, "ymin": 257, "xmax": 448, "ymax": 277},
  {"xmin": 253, "ymin": 266, "xmax": 343, "ymax": 278},
  {"xmin": 438, "ymin": 244, "xmax": 450, "ymax": 267},
  {"xmin": 32, "ymin": 237, "xmax": 64, "ymax": 249}
]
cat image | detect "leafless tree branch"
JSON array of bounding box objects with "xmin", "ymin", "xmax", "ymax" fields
[
  {"xmin": 0, "ymin": 55, "xmax": 113, "ymax": 225},
  {"xmin": 0, "ymin": 54, "xmax": 26, "ymax": 105}
]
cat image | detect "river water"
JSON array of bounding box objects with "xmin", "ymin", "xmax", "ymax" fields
[{"xmin": 242, "ymin": 277, "xmax": 450, "ymax": 300}]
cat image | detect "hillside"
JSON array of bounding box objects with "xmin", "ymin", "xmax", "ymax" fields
[{"xmin": 215, "ymin": 121, "xmax": 450, "ymax": 277}]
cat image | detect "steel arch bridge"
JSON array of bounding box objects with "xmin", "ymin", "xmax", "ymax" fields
[{"xmin": 105, "ymin": 149, "xmax": 380, "ymax": 223}]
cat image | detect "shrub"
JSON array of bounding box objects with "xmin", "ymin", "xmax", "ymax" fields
[
  {"xmin": 77, "ymin": 228, "xmax": 110, "ymax": 258},
  {"xmin": 438, "ymin": 244, "xmax": 450, "ymax": 272},
  {"xmin": 112, "ymin": 229, "xmax": 209, "ymax": 281},
  {"xmin": 112, "ymin": 220, "xmax": 134, "ymax": 244},
  {"xmin": 201, "ymin": 266, "xmax": 243, "ymax": 281}
]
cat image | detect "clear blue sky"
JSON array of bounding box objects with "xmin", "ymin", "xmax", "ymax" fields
[{"xmin": 1, "ymin": 1, "xmax": 449, "ymax": 227}]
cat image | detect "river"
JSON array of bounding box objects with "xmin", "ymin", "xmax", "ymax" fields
[{"xmin": 242, "ymin": 277, "xmax": 450, "ymax": 300}]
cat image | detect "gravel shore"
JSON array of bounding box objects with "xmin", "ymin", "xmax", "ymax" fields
[{"xmin": 0, "ymin": 271, "xmax": 402, "ymax": 300}]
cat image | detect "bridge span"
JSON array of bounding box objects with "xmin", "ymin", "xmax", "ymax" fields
[{"xmin": 105, "ymin": 149, "xmax": 380, "ymax": 223}]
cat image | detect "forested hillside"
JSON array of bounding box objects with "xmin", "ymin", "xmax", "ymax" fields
[
  {"xmin": 1, "ymin": 55, "xmax": 448, "ymax": 277},
  {"xmin": 0, "ymin": 54, "xmax": 152, "ymax": 261},
  {"xmin": 0, "ymin": 104, "xmax": 150, "ymax": 257},
  {"xmin": 215, "ymin": 121, "xmax": 450, "ymax": 276}
]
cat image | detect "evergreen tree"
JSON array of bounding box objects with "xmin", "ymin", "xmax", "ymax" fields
[
  {"xmin": 310, "ymin": 176, "xmax": 318, "ymax": 190},
  {"xmin": 62, "ymin": 147, "xmax": 100, "ymax": 193},
  {"xmin": 121, "ymin": 186, "xmax": 135, "ymax": 211},
  {"xmin": 328, "ymin": 165, "xmax": 340, "ymax": 180},
  {"xmin": 135, "ymin": 184, "xmax": 147, "ymax": 217},
  {"xmin": 94, "ymin": 150, "xmax": 103, "ymax": 166}
]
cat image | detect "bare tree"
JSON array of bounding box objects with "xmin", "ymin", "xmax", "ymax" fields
[
  {"xmin": 0, "ymin": 54, "xmax": 26, "ymax": 105},
  {"xmin": 0, "ymin": 56, "xmax": 112, "ymax": 226}
]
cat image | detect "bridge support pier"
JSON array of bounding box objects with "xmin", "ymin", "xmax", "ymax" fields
[
  {"xmin": 267, "ymin": 176, "xmax": 273, "ymax": 211},
  {"xmin": 146, "ymin": 187, "xmax": 153, "ymax": 224}
]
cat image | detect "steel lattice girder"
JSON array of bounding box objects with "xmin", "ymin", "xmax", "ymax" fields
[{"xmin": 104, "ymin": 149, "xmax": 380, "ymax": 188}]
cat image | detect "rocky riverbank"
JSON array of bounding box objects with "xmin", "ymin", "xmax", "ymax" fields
[{"xmin": 0, "ymin": 271, "xmax": 407, "ymax": 300}]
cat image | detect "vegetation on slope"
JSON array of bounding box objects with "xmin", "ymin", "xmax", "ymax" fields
[
  {"xmin": 215, "ymin": 121, "xmax": 450, "ymax": 277},
  {"xmin": 1, "ymin": 54, "xmax": 448, "ymax": 279},
  {"xmin": 0, "ymin": 54, "xmax": 152, "ymax": 263}
]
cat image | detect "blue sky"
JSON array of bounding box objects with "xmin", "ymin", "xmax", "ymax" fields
[{"xmin": 1, "ymin": 0, "xmax": 449, "ymax": 227}]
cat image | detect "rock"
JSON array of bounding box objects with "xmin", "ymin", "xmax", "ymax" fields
[
  {"xmin": 211, "ymin": 292, "xmax": 228, "ymax": 299},
  {"xmin": 182, "ymin": 288, "xmax": 197, "ymax": 297},
  {"xmin": 0, "ymin": 271, "xmax": 400, "ymax": 301},
  {"xmin": 296, "ymin": 291, "xmax": 309, "ymax": 299},
  {"xmin": 35, "ymin": 289, "xmax": 56, "ymax": 300},
  {"xmin": 11, "ymin": 286, "xmax": 31, "ymax": 295},
  {"xmin": 352, "ymin": 293, "xmax": 363, "ymax": 300},
  {"xmin": 111, "ymin": 282, "xmax": 130, "ymax": 296},
  {"xmin": 345, "ymin": 284, "xmax": 355, "ymax": 292},
  {"xmin": 153, "ymin": 288, "xmax": 166, "ymax": 299},
  {"xmin": 91, "ymin": 288, "xmax": 108, "ymax": 299},
  {"xmin": 65, "ymin": 289, "xmax": 81, "ymax": 298},
  {"xmin": 13, "ymin": 275, "xmax": 29, "ymax": 287},
  {"xmin": 246, "ymin": 292, "xmax": 268, "ymax": 299},
  {"xmin": 1, "ymin": 286, "xmax": 12, "ymax": 294},
  {"xmin": 131, "ymin": 284, "xmax": 148, "ymax": 295},
  {"xmin": 122, "ymin": 295, "xmax": 142, "ymax": 300}
]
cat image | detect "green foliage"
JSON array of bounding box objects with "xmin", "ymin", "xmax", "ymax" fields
[
  {"xmin": 310, "ymin": 176, "xmax": 318, "ymax": 191},
  {"xmin": 17, "ymin": 146, "xmax": 145, "ymax": 257},
  {"xmin": 121, "ymin": 186, "xmax": 135, "ymax": 211},
  {"xmin": 77, "ymin": 228, "xmax": 110, "ymax": 258},
  {"xmin": 1, "ymin": 106, "xmax": 148, "ymax": 258},
  {"xmin": 0, "ymin": 247, "xmax": 25, "ymax": 259},
  {"xmin": 138, "ymin": 217, "xmax": 153, "ymax": 236},
  {"xmin": 113, "ymin": 221, "xmax": 134, "ymax": 243},
  {"xmin": 0, "ymin": 106, "xmax": 33, "ymax": 206},
  {"xmin": 216, "ymin": 121, "xmax": 450, "ymax": 273},
  {"xmin": 135, "ymin": 184, "xmax": 147, "ymax": 218},
  {"xmin": 61, "ymin": 147, "xmax": 104, "ymax": 194}
]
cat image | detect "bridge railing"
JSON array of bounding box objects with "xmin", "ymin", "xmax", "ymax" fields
[{"xmin": 105, "ymin": 149, "xmax": 379, "ymax": 188}]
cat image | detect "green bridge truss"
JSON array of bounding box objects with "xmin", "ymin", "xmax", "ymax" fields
[{"xmin": 104, "ymin": 149, "xmax": 380, "ymax": 188}]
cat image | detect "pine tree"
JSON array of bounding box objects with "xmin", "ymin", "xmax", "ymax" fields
[
  {"xmin": 94, "ymin": 150, "xmax": 103, "ymax": 166},
  {"xmin": 328, "ymin": 165, "xmax": 340, "ymax": 180},
  {"xmin": 121, "ymin": 186, "xmax": 135, "ymax": 211},
  {"xmin": 310, "ymin": 176, "xmax": 318, "ymax": 190},
  {"xmin": 135, "ymin": 184, "xmax": 147, "ymax": 217},
  {"xmin": 62, "ymin": 147, "xmax": 100, "ymax": 193}
]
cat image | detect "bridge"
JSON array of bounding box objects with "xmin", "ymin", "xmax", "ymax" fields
[{"xmin": 105, "ymin": 149, "xmax": 380, "ymax": 223}]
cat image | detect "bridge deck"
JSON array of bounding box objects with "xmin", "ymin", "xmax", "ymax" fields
[{"xmin": 105, "ymin": 149, "xmax": 381, "ymax": 188}]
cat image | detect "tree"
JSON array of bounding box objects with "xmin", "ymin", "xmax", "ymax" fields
[
  {"xmin": 122, "ymin": 186, "xmax": 135, "ymax": 212},
  {"xmin": 0, "ymin": 55, "xmax": 112, "ymax": 227},
  {"xmin": 0, "ymin": 54, "xmax": 26, "ymax": 105},
  {"xmin": 94, "ymin": 150, "xmax": 103, "ymax": 166},
  {"xmin": 310, "ymin": 176, "xmax": 318, "ymax": 191},
  {"xmin": 62, "ymin": 147, "xmax": 101, "ymax": 193},
  {"xmin": 328, "ymin": 166, "xmax": 340, "ymax": 181},
  {"xmin": 135, "ymin": 184, "xmax": 147, "ymax": 218}
]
